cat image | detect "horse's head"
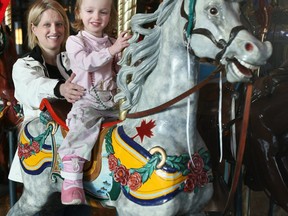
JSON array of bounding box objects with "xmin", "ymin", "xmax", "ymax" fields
[{"xmin": 182, "ymin": 0, "xmax": 272, "ymax": 82}]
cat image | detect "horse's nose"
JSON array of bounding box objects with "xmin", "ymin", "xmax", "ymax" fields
[
  {"xmin": 237, "ymin": 31, "xmax": 273, "ymax": 65},
  {"xmin": 245, "ymin": 42, "xmax": 254, "ymax": 52}
]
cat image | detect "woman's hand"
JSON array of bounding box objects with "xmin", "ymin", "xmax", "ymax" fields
[{"xmin": 60, "ymin": 73, "xmax": 85, "ymax": 103}]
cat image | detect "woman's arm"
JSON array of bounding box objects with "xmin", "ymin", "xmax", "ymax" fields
[{"xmin": 12, "ymin": 58, "xmax": 59, "ymax": 110}]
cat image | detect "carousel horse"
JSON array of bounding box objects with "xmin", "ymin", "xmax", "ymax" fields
[
  {"xmin": 0, "ymin": 23, "xmax": 21, "ymax": 182},
  {"xmin": 7, "ymin": 0, "xmax": 272, "ymax": 215},
  {"xmin": 197, "ymin": 62, "xmax": 288, "ymax": 213}
]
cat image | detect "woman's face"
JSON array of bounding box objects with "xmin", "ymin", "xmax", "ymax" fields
[{"xmin": 32, "ymin": 9, "xmax": 65, "ymax": 54}]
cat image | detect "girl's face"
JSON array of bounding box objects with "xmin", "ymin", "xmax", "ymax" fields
[
  {"xmin": 32, "ymin": 9, "xmax": 65, "ymax": 54},
  {"xmin": 79, "ymin": 0, "xmax": 112, "ymax": 37}
]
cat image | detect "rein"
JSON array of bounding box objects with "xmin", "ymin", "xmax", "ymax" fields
[
  {"xmin": 224, "ymin": 83, "xmax": 253, "ymax": 213},
  {"xmin": 126, "ymin": 64, "xmax": 224, "ymax": 119}
]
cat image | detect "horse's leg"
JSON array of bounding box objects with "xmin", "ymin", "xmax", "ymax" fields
[
  {"xmin": 6, "ymin": 188, "xmax": 44, "ymax": 216},
  {"xmin": 7, "ymin": 170, "xmax": 61, "ymax": 216}
]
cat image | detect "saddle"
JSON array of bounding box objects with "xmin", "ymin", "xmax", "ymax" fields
[
  {"xmin": 39, "ymin": 98, "xmax": 120, "ymax": 181},
  {"xmin": 39, "ymin": 98, "xmax": 71, "ymax": 131}
]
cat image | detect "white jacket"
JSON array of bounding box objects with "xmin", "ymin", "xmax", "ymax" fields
[{"xmin": 12, "ymin": 47, "xmax": 70, "ymax": 121}]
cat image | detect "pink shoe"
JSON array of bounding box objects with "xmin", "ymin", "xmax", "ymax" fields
[
  {"xmin": 61, "ymin": 156, "xmax": 86, "ymax": 205},
  {"xmin": 61, "ymin": 179, "xmax": 86, "ymax": 205}
]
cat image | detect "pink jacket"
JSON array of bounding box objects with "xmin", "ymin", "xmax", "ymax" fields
[{"xmin": 66, "ymin": 30, "xmax": 120, "ymax": 91}]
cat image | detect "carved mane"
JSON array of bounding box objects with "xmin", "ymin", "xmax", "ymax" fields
[{"xmin": 115, "ymin": 0, "xmax": 177, "ymax": 111}]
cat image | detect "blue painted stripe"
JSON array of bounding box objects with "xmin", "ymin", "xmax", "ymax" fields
[
  {"xmin": 122, "ymin": 186, "xmax": 181, "ymax": 206},
  {"xmin": 20, "ymin": 159, "xmax": 51, "ymax": 175}
]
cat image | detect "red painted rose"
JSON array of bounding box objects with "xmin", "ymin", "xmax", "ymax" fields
[
  {"xmin": 184, "ymin": 173, "xmax": 197, "ymax": 192},
  {"xmin": 188, "ymin": 153, "xmax": 204, "ymax": 174},
  {"xmin": 114, "ymin": 165, "xmax": 130, "ymax": 186},
  {"xmin": 127, "ymin": 172, "xmax": 142, "ymax": 191},
  {"xmin": 18, "ymin": 145, "xmax": 23, "ymax": 158},
  {"xmin": 196, "ymin": 171, "xmax": 209, "ymax": 187},
  {"xmin": 108, "ymin": 154, "xmax": 118, "ymax": 172},
  {"xmin": 31, "ymin": 141, "xmax": 40, "ymax": 153},
  {"xmin": 22, "ymin": 144, "xmax": 31, "ymax": 159}
]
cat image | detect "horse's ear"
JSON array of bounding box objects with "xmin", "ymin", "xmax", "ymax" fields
[{"xmin": 0, "ymin": 0, "xmax": 10, "ymax": 23}]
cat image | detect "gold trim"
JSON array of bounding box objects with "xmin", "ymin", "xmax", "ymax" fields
[
  {"xmin": 117, "ymin": 0, "xmax": 137, "ymax": 35},
  {"xmin": 4, "ymin": 2, "xmax": 12, "ymax": 30},
  {"xmin": 149, "ymin": 147, "xmax": 167, "ymax": 169}
]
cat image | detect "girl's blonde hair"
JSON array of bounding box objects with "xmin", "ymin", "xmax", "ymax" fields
[
  {"xmin": 72, "ymin": 0, "xmax": 117, "ymax": 36},
  {"xmin": 27, "ymin": 0, "xmax": 70, "ymax": 50}
]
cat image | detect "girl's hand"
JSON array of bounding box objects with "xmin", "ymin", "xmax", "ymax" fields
[
  {"xmin": 60, "ymin": 73, "xmax": 86, "ymax": 103},
  {"xmin": 108, "ymin": 31, "xmax": 132, "ymax": 56}
]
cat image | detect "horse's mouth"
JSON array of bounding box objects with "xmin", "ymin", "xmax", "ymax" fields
[{"xmin": 231, "ymin": 58, "xmax": 259, "ymax": 78}]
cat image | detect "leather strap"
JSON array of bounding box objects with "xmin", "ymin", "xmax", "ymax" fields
[
  {"xmin": 126, "ymin": 65, "xmax": 224, "ymax": 119},
  {"xmin": 223, "ymin": 83, "xmax": 253, "ymax": 213}
]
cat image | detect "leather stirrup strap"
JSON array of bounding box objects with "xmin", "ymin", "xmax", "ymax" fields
[{"xmin": 223, "ymin": 83, "xmax": 253, "ymax": 214}]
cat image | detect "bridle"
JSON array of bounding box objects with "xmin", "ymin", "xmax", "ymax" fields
[{"xmin": 181, "ymin": 0, "xmax": 246, "ymax": 62}]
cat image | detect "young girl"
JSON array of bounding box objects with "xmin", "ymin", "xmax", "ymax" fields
[{"xmin": 58, "ymin": 0, "xmax": 131, "ymax": 205}]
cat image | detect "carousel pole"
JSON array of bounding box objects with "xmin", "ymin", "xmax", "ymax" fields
[
  {"xmin": 117, "ymin": 0, "xmax": 137, "ymax": 36},
  {"xmin": 4, "ymin": 1, "xmax": 12, "ymax": 30},
  {"xmin": 117, "ymin": 0, "xmax": 137, "ymax": 121}
]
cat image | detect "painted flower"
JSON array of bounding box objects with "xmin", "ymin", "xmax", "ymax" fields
[
  {"xmin": 31, "ymin": 141, "xmax": 40, "ymax": 153},
  {"xmin": 114, "ymin": 165, "xmax": 130, "ymax": 186},
  {"xmin": 18, "ymin": 144, "xmax": 23, "ymax": 158},
  {"xmin": 188, "ymin": 153, "xmax": 204, "ymax": 174},
  {"xmin": 184, "ymin": 173, "xmax": 197, "ymax": 192},
  {"xmin": 127, "ymin": 172, "xmax": 142, "ymax": 191},
  {"xmin": 108, "ymin": 154, "xmax": 118, "ymax": 172},
  {"xmin": 22, "ymin": 144, "xmax": 32, "ymax": 159},
  {"xmin": 196, "ymin": 171, "xmax": 209, "ymax": 187}
]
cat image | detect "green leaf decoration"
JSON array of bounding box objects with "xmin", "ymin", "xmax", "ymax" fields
[
  {"xmin": 105, "ymin": 127, "xmax": 115, "ymax": 154},
  {"xmin": 179, "ymin": 183, "xmax": 185, "ymax": 191},
  {"xmin": 182, "ymin": 169, "xmax": 190, "ymax": 176},
  {"xmin": 198, "ymin": 147, "xmax": 205, "ymax": 154},
  {"xmin": 165, "ymin": 154, "xmax": 190, "ymax": 172},
  {"xmin": 142, "ymin": 171, "xmax": 149, "ymax": 183},
  {"xmin": 124, "ymin": 185, "xmax": 130, "ymax": 193}
]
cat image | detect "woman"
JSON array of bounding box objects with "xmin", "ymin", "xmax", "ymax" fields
[{"xmin": 8, "ymin": 0, "xmax": 85, "ymax": 183}]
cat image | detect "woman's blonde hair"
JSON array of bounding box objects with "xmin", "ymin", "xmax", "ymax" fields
[
  {"xmin": 27, "ymin": 0, "xmax": 70, "ymax": 50},
  {"xmin": 72, "ymin": 0, "xmax": 117, "ymax": 36}
]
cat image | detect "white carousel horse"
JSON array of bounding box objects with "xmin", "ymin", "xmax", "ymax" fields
[{"xmin": 7, "ymin": 0, "xmax": 272, "ymax": 215}]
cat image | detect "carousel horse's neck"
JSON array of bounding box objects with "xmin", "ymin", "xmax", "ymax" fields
[{"xmin": 123, "ymin": 6, "xmax": 200, "ymax": 152}]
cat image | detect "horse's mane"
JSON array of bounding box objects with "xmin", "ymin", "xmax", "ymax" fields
[{"xmin": 114, "ymin": 0, "xmax": 177, "ymax": 111}]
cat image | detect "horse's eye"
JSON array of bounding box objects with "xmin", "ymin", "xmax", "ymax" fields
[{"xmin": 210, "ymin": 7, "xmax": 218, "ymax": 15}]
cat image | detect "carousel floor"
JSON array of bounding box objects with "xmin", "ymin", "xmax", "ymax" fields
[{"xmin": 0, "ymin": 183, "xmax": 287, "ymax": 216}]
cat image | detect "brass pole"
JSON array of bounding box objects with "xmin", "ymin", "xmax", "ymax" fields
[
  {"xmin": 4, "ymin": 2, "xmax": 12, "ymax": 30},
  {"xmin": 117, "ymin": 0, "xmax": 137, "ymax": 121},
  {"xmin": 117, "ymin": 0, "xmax": 137, "ymax": 35}
]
